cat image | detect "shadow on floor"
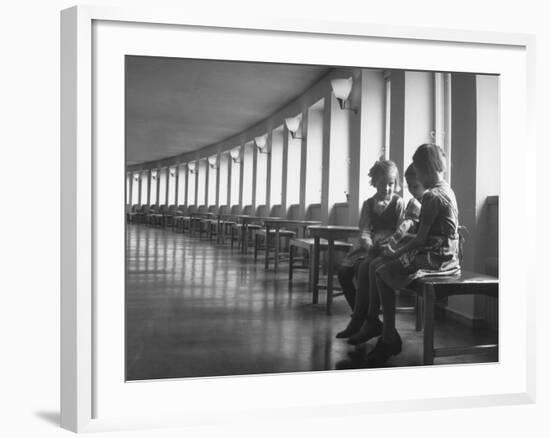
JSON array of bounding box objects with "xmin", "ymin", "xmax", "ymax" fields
[{"xmin": 34, "ymin": 411, "xmax": 60, "ymax": 427}]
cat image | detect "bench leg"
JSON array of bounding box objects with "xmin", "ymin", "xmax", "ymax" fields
[
  {"xmin": 415, "ymin": 294, "xmax": 423, "ymax": 331},
  {"xmin": 326, "ymin": 239, "xmax": 335, "ymax": 315},
  {"xmin": 288, "ymin": 245, "xmax": 294, "ymax": 282},
  {"xmin": 312, "ymin": 238, "xmax": 320, "ymax": 304},
  {"xmin": 274, "ymin": 230, "xmax": 280, "ymax": 273},
  {"xmin": 307, "ymin": 250, "xmax": 313, "ymax": 292},
  {"xmin": 264, "ymin": 232, "xmax": 270, "ymax": 271},
  {"xmin": 423, "ymin": 285, "xmax": 436, "ymax": 365}
]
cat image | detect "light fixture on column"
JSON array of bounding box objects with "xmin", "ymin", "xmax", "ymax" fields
[
  {"xmin": 254, "ymin": 134, "xmax": 270, "ymax": 154},
  {"xmin": 169, "ymin": 167, "xmax": 177, "ymax": 177},
  {"xmin": 151, "ymin": 169, "xmax": 158, "ymax": 180},
  {"xmin": 230, "ymin": 147, "xmax": 242, "ymax": 164},
  {"xmin": 208, "ymin": 155, "xmax": 219, "ymax": 169},
  {"xmin": 330, "ymin": 77, "xmax": 357, "ymax": 114},
  {"xmin": 284, "ymin": 114, "xmax": 305, "ymax": 140},
  {"xmin": 133, "ymin": 173, "xmax": 140, "ymax": 181},
  {"xmin": 187, "ymin": 161, "xmax": 196, "ymax": 174}
]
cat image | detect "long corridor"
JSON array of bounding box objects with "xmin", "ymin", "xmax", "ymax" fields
[{"xmin": 125, "ymin": 224, "xmax": 497, "ymax": 380}]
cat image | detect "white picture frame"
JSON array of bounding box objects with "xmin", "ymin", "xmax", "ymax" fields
[{"xmin": 60, "ymin": 5, "xmax": 536, "ymax": 433}]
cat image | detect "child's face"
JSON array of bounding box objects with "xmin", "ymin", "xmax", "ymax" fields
[
  {"xmin": 375, "ymin": 173, "xmax": 396, "ymax": 200},
  {"xmin": 406, "ymin": 177, "xmax": 425, "ymax": 200}
]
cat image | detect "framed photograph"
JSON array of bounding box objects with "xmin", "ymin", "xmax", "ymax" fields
[{"xmin": 61, "ymin": 5, "xmax": 536, "ymax": 433}]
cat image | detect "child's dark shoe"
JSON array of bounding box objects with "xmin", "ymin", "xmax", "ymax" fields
[
  {"xmin": 364, "ymin": 333, "xmax": 402, "ymax": 367},
  {"xmin": 335, "ymin": 318, "xmax": 362, "ymax": 339},
  {"xmin": 346, "ymin": 319, "xmax": 383, "ymax": 345}
]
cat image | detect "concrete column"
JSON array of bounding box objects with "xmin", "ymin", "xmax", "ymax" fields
[
  {"xmin": 174, "ymin": 166, "xmax": 179, "ymax": 206},
  {"xmin": 204, "ymin": 161, "xmax": 210, "ymax": 207},
  {"xmin": 164, "ymin": 168, "xmax": 170, "ymax": 206},
  {"xmin": 252, "ymin": 144, "xmax": 258, "ymax": 209},
  {"xmin": 265, "ymin": 133, "xmax": 272, "ymax": 211},
  {"xmin": 128, "ymin": 173, "xmax": 133, "ymax": 206},
  {"xmin": 147, "ymin": 169, "xmax": 151, "ymax": 205},
  {"xmin": 215, "ymin": 154, "xmax": 221, "ymax": 207},
  {"xmin": 239, "ymin": 148, "xmax": 244, "ymax": 208},
  {"xmin": 137, "ymin": 173, "xmax": 142, "ymax": 205},
  {"xmin": 281, "ymin": 127, "xmax": 289, "ymax": 215},
  {"xmin": 448, "ymin": 73, "xmax": 477, "ymax": 323},
  {"xmin": 473, "ymin": 74, "xmax": 500, "ymax": 323},
  {"xmin": 156, "ymin": 167, "xmax": 161, "ymax": 206},
  {"xmin": 194, "ymin": 163, "xmax": 199, "ymax": 207},
  {"xmin": 389, "ymin": 70, "xmax": 405, "ymax": 172},
  {"xmin": 226, "ymin": 155, "xmax": 232, "ymax": 207},
  {"xmin": 298, "ymin": 110, "xmax": 308, "ymax": 219}
]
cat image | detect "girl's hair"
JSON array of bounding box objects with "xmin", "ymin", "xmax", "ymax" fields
[
  {"xmin": 369, "ymin": 160, "xmax": 401, "ymax": 192},
  {"xmin": 404, "ymin": 163, "xmax": 416, "ymax": 182},
  {"xmin": 412, "ymin": 143, "xmax": 446, "ymax": 181}
]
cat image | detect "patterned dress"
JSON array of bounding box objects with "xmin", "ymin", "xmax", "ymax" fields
[
  {"xmin": 376, "ymin": 181, "xmax": 461, "ymax": 290},
  {"xmin": 386, "ymin": 197, "xmax": 421, "ymax": 249},
  {"xmin": 341, "ymin": 194, "xmax": 404, "ymax": 268}
]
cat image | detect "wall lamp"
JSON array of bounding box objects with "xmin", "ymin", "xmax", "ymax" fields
[
  {"xmin": 208, "ymin": 155, "xmax": 219, "ymax": 169},
  {"xmin": 254, "ymin": 135, "xmax": 270, "ymax": 154},
  {"xmin": 284, "ymin": 115, "xmax": 305, "ymax": 140},
  {"xmin": 133, "ymin": 173, "xmax": 140, "ymax": 181},
  {"xmin": 169, "ymin": 167, "xmax": 177, "ymax": 177},
  {"xmin": 187, "ymin": 161, "xmax": 196, "ymax": 174},
  {"xmin": 230, "ymin": 147, "xmax": 242, "ymax": 164},
  {"xmin": 330, "ymin": 77, "xmax": 357, "ymax": 114},
  {"xmin": 151, "ymin": 169, "xmax": 158, "ymax": 180}
]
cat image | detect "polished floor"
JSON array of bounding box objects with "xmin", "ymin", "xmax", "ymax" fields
[{"xmin": 125, "ymin": 224, "xmax": 498, "ymax": 381}]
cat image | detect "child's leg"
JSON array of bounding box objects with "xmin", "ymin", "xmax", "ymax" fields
[
  {"xmin": 335, "ymin": 258, "xmax": 371, "ymax": 338},
  {"xmin": 351, "ymin": 258, "xmax": 371, "ymax": 321},
  {"xmin": 346, "ymin": 258, "xmax": 387, "ymax": 345},
  {"xmin": 337, "ymin": 264, "xmax": 356, "ymax": 310},
  {"xmin": 375, "ymin": 270, "xmax": 399, "ymax": 343},
  {"xmin": 366, "ymin": 257, "xmax": 386, "ymax": 322}
]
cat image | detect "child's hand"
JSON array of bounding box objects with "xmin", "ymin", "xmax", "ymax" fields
[{"xmin": 381, "ymin": 245, "xmax": 397, "ymax": 259}]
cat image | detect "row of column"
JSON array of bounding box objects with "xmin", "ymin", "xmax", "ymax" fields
[{"xmin": 127, "ymin": 70, "xmax": 497, "ymax": 241}]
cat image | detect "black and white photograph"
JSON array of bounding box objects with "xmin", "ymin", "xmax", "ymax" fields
[
  {"xmin": 4, "ymin": 0, "xmax": 549, "ymax": 435},
  {"xmin": 124, "ymin": 56, "xmax": 499, "ymax": 381}
]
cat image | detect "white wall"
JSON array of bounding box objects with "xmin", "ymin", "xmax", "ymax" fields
[{"xmin": 3, "ymin": 2, "xmax": 548, "ymax": 438}]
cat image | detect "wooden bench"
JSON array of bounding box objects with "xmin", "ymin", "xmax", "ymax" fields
[
  {"xmin": 404, "ymin": 270, "xmax": 498, "ymax": 365},
  {"xmin": 288, "ymin": 203, "xmax": 352, "ymax": 292}
]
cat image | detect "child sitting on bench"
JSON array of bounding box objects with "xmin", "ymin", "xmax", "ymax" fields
[
  {"xmin": 336, "ymin": 160, "xmax": 404, "ymax": 336},
  {"xmin": 365, "ymin": 143, "xmax": 461, "ymax": 366},
  {"xmin": 343, "ymin": 164, "xmax": 424, "ymax": 344}
]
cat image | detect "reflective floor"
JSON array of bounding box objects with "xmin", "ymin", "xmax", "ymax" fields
[{"xmin": 126, "ymin": 224, "xmax": 498, "ymax": 381}]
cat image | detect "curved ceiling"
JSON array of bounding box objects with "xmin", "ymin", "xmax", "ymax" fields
[{"xmin": 126, "ymin": 56, "xmax": 330, "ymax": 166}]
